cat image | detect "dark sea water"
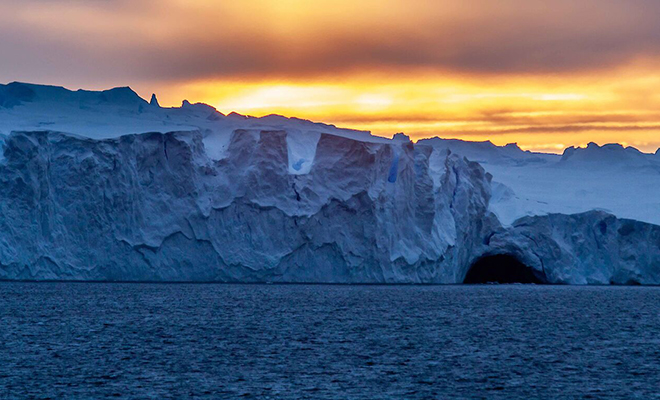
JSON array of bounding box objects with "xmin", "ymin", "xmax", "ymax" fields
[{"xmin": 1, "ymin": 283, "xmax": 660, "ymax": 399}]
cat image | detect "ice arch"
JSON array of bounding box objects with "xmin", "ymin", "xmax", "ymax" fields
[{"xmin": 463, "ymin": 254, "xmax": 545, "ymax": 284}]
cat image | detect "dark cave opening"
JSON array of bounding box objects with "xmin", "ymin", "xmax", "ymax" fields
[{"xmin": 464, "ymin": 254, "xmax": 545, "ymax": 284}]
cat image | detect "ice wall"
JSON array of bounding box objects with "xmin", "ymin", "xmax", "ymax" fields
[
  {"xmin": 1, "ymin": 82, "xmax": 659, "ymax": 283},
  {"xmin": 0, "ymin": 129, "xmax": 494, "ymax": 282}
]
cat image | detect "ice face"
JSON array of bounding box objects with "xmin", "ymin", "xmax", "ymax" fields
[
  {"xmin": 0, "ymin": 82, "xmax": 659, "ymax": 283},
  {"xmin": 420, "ymin": 137, "xmax": 660, "ymax": 227},
  {"xmin": 0, "ymin": 130, "xmax": 494, "ymax": 282}
]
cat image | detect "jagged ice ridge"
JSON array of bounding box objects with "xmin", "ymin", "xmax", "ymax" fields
[{"xmin": 1, "ymin": 82, "xmax": 659, "ymax": 284}]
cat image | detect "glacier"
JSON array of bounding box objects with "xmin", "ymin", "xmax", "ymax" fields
[{"xmin": 0, "ymin": 82, "xmax": 659, "ymax": 284}]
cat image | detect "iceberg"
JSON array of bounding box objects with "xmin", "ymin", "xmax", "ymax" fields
[{"xmin": 0, "ymin": 82, "xmax": 658, "ymax": 283}]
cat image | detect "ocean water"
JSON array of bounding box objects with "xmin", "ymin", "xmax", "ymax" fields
[{"xmin": 1, "ymin": 283, "xmax": 659, "ymax": 399}]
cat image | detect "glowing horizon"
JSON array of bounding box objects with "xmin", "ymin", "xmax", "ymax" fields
[{"xmin": 148, "ymin": 61, "xmax": 660, "ymax": 153}]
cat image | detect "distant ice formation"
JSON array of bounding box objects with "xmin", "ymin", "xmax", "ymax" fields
[{"xmin": 1, "ymin": 82, "xmax": 659, "ymax": 284}]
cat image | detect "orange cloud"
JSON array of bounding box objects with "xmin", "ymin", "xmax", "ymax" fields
[
  {"xmin": 2, "ymin": 0, "xmax": 660, "ymax": 152},
  {"xmin": 150, "ymin": 63, "xmax": 660, "ymax": 152}
]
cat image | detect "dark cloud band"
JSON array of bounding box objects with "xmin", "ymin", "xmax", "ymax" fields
[{"xmin": 2, "ymin": 0, "xmax": 660, "ymax": 84}]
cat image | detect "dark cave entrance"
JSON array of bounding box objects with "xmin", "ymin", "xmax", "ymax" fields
[{"xmin": 464, "ymin": 254, "xmax": 545, "ymax": 284}]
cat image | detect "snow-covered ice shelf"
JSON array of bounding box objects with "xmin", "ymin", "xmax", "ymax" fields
[{"xmin": 1, "ymin": 82, "xmax": 659, "ymax": 284}]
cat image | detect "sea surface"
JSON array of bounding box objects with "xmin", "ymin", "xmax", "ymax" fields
[{"xmin": 1, "ymin": 283, "xmax": 659, "ymax": 399}]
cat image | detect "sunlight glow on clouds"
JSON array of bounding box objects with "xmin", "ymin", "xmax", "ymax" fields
[
  {"xmin": 166, "ymin": 62, "xmax": 660, "ymax": 152},
  {"xmin": 2, "ymin": 0, "xmax": 660, "ymax": 152}
]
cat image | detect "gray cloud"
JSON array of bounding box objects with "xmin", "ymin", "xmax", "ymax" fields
[{"xmin": 1, "ymin": 0, "xmax": 660, "ymax": 85}]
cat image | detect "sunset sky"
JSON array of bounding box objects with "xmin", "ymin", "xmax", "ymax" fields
[{"xmin": 2, "ymin": 0, "xmax": 660, "ymax": 152}]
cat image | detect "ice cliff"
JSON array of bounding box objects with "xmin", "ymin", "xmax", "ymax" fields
[{"xmin": 0, "ymin": 82, "xmax": 659, "ymax": 283}]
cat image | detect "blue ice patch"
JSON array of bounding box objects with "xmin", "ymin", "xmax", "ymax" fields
[
  {"xmin": 388, "ymin": 153, "xmax": 399, "ymax": 183},
  {"xmin": 293, "ymin": 159, "xmax": 306, "ymax": 171}
]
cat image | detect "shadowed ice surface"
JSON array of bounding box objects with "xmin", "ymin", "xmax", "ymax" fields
[{"xmin": 1, "ymin": 283, "xmax": 660, "ymax": 399}]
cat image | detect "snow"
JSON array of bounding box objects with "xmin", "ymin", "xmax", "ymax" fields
[
  {"xmin": 0, "ymin": 81, "xmax": 379, "ymax": 152},
  {"xmin": 420, "ymin": 138, "xmax": 660, "ymax": 226},
  {"xmin": 202, "ymin": 128, "xmax": 234, "ymax": 160},
  {"xmin": 286, "ymin": 130, "xmax": 321, "ymax": 174},
  {"xmin": 486, "ymin": 159, "xmax": 660, "ymax": 226},
  {"xmin": 1, "ymin": 81, "xmax": 659, "ymax": 284}
]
